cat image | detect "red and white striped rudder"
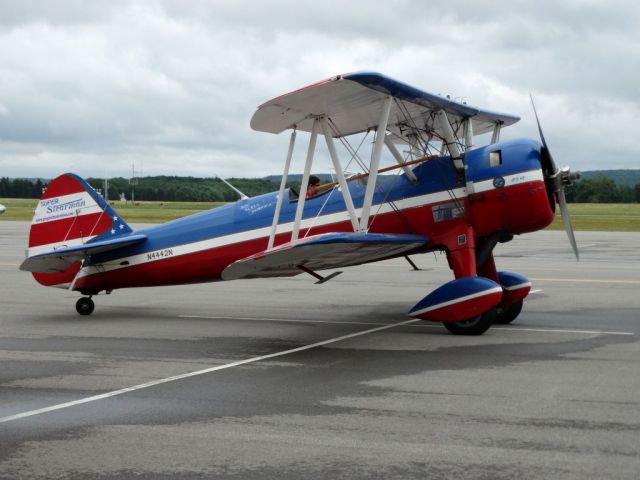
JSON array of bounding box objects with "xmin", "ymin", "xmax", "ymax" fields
[{"xmin": 27, "ymin": 173, "xmax": 132, "ymax": 288}]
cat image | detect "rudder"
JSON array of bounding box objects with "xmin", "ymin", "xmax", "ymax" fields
[{"xmin": 28, "ymin": 173, "xmax": 132, "ymax": 288}]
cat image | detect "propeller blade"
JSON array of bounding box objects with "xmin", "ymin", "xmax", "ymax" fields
[
  {"xmin": 530, "ymin": 95, "xmax": 558, "ymax": 174},
  {"xmin": 530, "ymin": 95, "xmax": 579, "ymax": 260},
  {"xmin": 557, "ymin": 188, "xmax": 579, "ymax": 261},
  {"xmin": 530, "ymin": 94, "xmax": 548, "ymax": 150}
]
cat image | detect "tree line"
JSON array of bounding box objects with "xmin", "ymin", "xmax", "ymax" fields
[
  {"xmin": 0, "ymin": 176, "xmax": 281, "ymax": 202},
  {"xmin": 1, "ymin": 175, "xmax": 639, "ymax": 203},
  {"xmin": 84, "ymin": 176, "xmax": 283, "ymax": 202},
  {"xmin": 0, "ymin": 178, "xmax": 47, "ymax": 199},
  {"xmin": 563, "ymin": 176, "xmax": 640, "ymax": 203}
]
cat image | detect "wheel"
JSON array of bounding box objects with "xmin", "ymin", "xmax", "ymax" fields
[
  {"xmin": 443, "ymin": 308, "xmax": 496, "ymax": 336},
  {"xmin": 76, "ymin": 297, "xmax": 95, "ymax": 316},
  {"xmin": 494, "ymin": 299, "xmax": 523, "ymax": 325}
]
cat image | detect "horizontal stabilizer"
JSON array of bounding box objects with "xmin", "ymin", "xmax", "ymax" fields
[
  {"xmin": 20, "ymin": 233, "xmax": 147, "ymax": 273},
  {"xmin": 221, "ymin": 232, "xmax": 428, "ymax": 281}
]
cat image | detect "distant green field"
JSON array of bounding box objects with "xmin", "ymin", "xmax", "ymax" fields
[
  {"xmin": 1, "ymin": 198, "xmax": 639, "ymax": 231},
  {"xmin": 546, "ymin": 203, "xmax": 640, "ymax": 232},
  {"xmin": 0, "ymin": 198, "xmax": 225, "ymax": 223},
  {"xmin": 0, "ymin": 198, "xmax": 38, "ymax": 221}
]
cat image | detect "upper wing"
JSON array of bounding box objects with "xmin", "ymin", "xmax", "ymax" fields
[
  {"xmin": 251, "ymin": 71, "xmax": 519, "ymax": 140},
  {"xmin": 221, "ymin": 232, "xmax": 428, "ymax": 281},
  {"xmin": 20, "ymin": 233, "xmax": 147, "ymax": 273}
]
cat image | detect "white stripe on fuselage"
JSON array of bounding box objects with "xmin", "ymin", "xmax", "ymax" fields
[
  {"xmin": 73, "ymin": 169, "xmax": 543, "ymax": 282},
  {"xmin": 467, "ymin": 169, "xmax": 543, "ymax": 194},
  {"xmin": 74, "ymin": 188, "xmax": 464, "ymax": 281}
]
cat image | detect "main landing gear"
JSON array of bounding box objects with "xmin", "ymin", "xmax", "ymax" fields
[
  {"xmin": 443, "ymin": 308, "xmax": 496, "ymax": 336},
  {"xmin": 494, "ymin": 299, "xmax": 524, "ymax": 325},
  {"xmin": 75, "ymin": 296, "xmax": 95, "ymax": 316},
  {"xmin": 408, "ymin": 227, "xmax": 531, "ymax": 335}
]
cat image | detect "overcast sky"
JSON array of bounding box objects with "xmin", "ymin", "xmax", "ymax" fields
[{"xmin": 1, "ymin": 0, "xmax": 638, "ymax": 179}]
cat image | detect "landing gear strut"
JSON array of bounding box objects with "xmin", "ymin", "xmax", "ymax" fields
[
  {"xmin": 75, "ymin": 297, "xmax": 95, "ymax": 316},
  {"xmin": 443, "ymin": 308, "xmax": 496, "ymax": 336}
]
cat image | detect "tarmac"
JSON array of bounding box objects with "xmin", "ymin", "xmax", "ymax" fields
[{"xmin": 1, "ymin": 220, "xmax": 639, "ymax": 479}]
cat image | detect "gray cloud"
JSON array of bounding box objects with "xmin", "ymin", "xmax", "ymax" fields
[{"xmin": 0, "ymin": 0, "xmax": 638, "ymax": 179}]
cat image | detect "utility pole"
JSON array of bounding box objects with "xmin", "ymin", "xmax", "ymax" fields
[{"xmin": 129, "ymin": 162, "xmax": 139, "ymax": 203}]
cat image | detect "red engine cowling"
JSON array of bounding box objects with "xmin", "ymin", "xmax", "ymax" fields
[
  {"xmin": 464, "ymin": 140, "xmax": 556, "ymax": 237},
  {"xmin": 469, "ymin": 174, "xmax": 555, "ymax": 236}
]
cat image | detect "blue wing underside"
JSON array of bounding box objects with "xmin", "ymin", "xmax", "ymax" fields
[{"xmin": 222, "ymin": 232, "xmax": 428, "ymax": 280}]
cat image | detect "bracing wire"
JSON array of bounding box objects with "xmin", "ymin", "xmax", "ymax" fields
[
  {"xmin": 391, "ymin": 99, "xmax": 466, "ymax": 213},
  {"xmin": 328, "ymin": 118, "xmax": 370, "ymax": 173}
]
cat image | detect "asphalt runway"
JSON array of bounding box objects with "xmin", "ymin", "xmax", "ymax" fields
[{"xmin": 1, "ymin": 220, "xmax": 639, "ymax": 479}]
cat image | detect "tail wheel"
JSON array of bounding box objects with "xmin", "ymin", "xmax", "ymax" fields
[
  {"xmin": 443, "ymin": 308, "xmax": 496, "ymax": 336},
  {"xmin": 76, "ymin": 297, "xmax": 95, "ymax": 316},
  {"xmin": 494, "ymin": 299, "xmax": 523, "ymax": 325}
]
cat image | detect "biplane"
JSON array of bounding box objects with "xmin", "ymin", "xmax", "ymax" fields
[{"xmin": 20, "ymin": 72, "xmax": 579, "ymax": 335}]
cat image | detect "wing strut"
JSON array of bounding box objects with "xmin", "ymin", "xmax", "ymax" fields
[
  {"xmin": 490, "ymin": 121, "xmax": 502, "ymax": 144},
  {"xmin": 436, "ymin": 110, "xmax": 464, "ymax": 171},
  {"xmin": 359, "ymin": 95, "xmax": 393, "ymax": 232},
  {"xmin": 320, "ymin": 116, "xmax": 359, "ymax": 232},
  {"xmin": 292, "ymin": 118, "xmax": 319, "ymax": 242},
  {"xmin": 268, "ymin": 129, "xmax": 297, "ymax": 250},
  {"xmin": 383, "ymin": 136, "xmax": 418, "ymax": 184},
  {"xmin": 463, "ymin": 118, "xmax": 474, "ymax": 151}
]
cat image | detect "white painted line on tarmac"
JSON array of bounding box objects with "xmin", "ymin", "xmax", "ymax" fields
[
  {"xmin": 180, "ymin": 314, "xmax": 634, "ymax": 336},
  {"xmin": 532, "ymin": 277, "xmax": 640, "ymax": 285},
  {"xmin": 491, "ymin": 327, "xmax": 634, "ymax": 336},
  {"xmin": 0, "ymin": 318, "xmax": 419, "ymax": 424},
  {"xmin": 180, "ymin": 314, "xmax": 387, "ymax": 327}
]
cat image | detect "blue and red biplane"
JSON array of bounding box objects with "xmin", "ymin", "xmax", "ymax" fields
[{"xmin": 20, "ymin": 72, "xmax": 579, "ymax": 335}]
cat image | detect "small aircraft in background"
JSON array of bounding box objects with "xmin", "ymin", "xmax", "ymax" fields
[
  {"xmin": 20, "ymin": 72, "xmax": 579, "ymax": 335},
  {"xmin": 0, "ymin": 204, "xmax": 5, "ymax": 215}
]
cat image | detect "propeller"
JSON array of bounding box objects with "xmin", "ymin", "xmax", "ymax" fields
[{"xmin": 530, "ymin": 95, "xmax": 581, "ymax": 261}]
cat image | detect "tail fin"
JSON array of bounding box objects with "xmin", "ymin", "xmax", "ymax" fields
[{"xmin": 27, "ymin": 173, "xmax": 132, "ymax": 288}]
